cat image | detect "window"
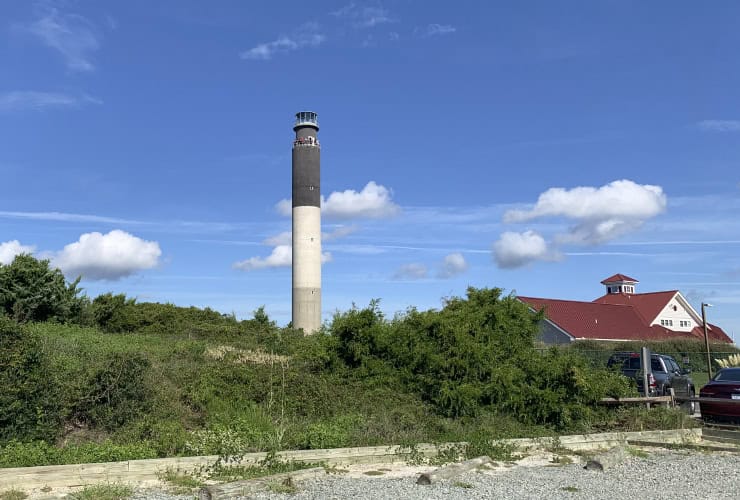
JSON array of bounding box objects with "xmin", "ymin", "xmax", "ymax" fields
[{"xmin": 651, "ymin": 358, "xmax": 664, "ymax": 372}]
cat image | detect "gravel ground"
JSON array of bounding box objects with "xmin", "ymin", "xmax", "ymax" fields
[
  {"xmin": 123, "ymin": 449, "xmax": 740, "ymax": 500},
  {"xmin": 20, "ymin": 448, "xmax": 740, "ymax": 499}
]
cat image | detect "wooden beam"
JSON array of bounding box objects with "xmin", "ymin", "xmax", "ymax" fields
[
  {"xmin": 416, "ymin": 456, "xmax": 492, "ymax": 485},
  {"xmin": 198, "ymin": 467, "xmax": 326, "ymax": 499}
]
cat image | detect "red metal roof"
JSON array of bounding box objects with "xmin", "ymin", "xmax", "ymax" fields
[
  {"xmin": 600, "ymin": 273, "xmax": 639, "ymax": 284},
  {"xmin": 594, "ymin": 290, "xmax": 677, "ymax": 324},
  {"xmin": 517, "ymin": 295, "xmax": 733, "ymax": 343}
]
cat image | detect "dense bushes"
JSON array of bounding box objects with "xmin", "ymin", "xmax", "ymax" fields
[
  {"xmin": 0, "ymin": 316, "xmax": 61, "ymax": 443},
  {"xmin": 0, "ymin": 256, "xmax": 685, "ymax": 467},
  {"xmin": 328, "ymin": 288, "xmax": 634, "ymax": 427}
]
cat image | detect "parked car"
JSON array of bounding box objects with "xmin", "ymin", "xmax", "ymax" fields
[
  {"xmin": 617, "ymin": 352, "xmax": 696, "ymax": 413},
  {"xmin": 699, "ymin": 367, "xmax": 740, "ymax": 423}
]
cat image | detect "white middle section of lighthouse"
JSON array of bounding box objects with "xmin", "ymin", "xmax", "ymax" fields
[{"xmin": 292, "ymin": 206, "xmax": 322, "ymax": 288}]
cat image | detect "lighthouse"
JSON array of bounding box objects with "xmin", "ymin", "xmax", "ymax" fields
[{"xmin": 291, "ymin": 111, "xmax": 321, "ymax": 333}]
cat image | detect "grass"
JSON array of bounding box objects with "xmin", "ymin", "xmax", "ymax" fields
[
  {"xmin": 67, "ymin": 483, "xmax": 133, "ymax": 500},
  {"xmin": 561, "ymin": 486, "xmax": 579, "ymax": 492},
  {"xmin": 206, "ymin": 455, "xmax": 322, "ymax": 483},
  {"xmin": 158, "ymin": 467, "xmax": 202, "ymax": 493},
  {"xmin": 626, "ymin": 446, "xmax": 650, "ymax": 458},
  {"xmin": 266, "ymin": 480, "xmax": 297, "ymax": 494},
  {"xmin": 549, "ymin": 454, "xmax": 574, "ymax": 465},
  {"xmin": 453, "ymin": 481, "xmax": 474, "ymax": 489},
  {"xmin": 0, "ymin": 489, "xmax": 28, "ymax": 500}
]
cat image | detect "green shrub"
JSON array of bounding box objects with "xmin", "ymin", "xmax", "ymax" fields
[
  {"xmin": 73, "ymin": 353, "xmax": 153, "ymax": 431},
  {"xmin": 0, "ymin": 316, "xmax": 62, "ymax": 443},
  {"xmin": 0, "ymin": 440, "xmax": 157, "ymax": 468},
  {"xmin": 299, "ymin": 414, "xmax": 364, "ymax": 449}
]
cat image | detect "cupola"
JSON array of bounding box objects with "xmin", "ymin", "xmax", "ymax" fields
[{"xmin": 601, "ymin": 273, "xmax": 638, "ymax": 295}]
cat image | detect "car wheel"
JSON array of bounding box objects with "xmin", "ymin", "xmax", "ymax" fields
[{"xmin": 680, "ymin": 389, "xmax": 696, "ymax": 414}]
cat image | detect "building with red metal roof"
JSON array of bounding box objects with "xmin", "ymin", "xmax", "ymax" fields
[{"xmin": 517, "ymin": 274, "xmax": 733, "ymax": 344}]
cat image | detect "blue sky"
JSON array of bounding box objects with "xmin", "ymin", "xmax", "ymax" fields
[{"xmin": 1, "ymin": 1, "xmax": 739, "ymax": 339}]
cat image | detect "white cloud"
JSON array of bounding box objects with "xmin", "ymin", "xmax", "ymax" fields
[
  {"xmin": 277, "ymin": 182, "xmax": 400, "ymax": 219},
  {"xmin": 323, "ymin": 225, "xmax": 358, "ymax": 241},
  {"xmin": 263, "ymin": 231, "xmax": 292, "ymax": 246},
  {"xmin": 233, "ymin": 245, "xmax": 292, "ymax": 271},
  {"xmin": 241, "ymin": 23, "xmax": 325, "ymax": 60},
  {"xmin": 504, "ymin": 179, "xmax": 666, "ymax": 244},
  {"xmin": 423, "ymin": 24, "xmax": 456, "ymax": 37},
  {"xmin": 53, "ymin": 230, "xmax": 161, "ymax": 280},
  {"xmin": 438, "ymin": 252, "xmax": 468, "ymax": 278},
  {"xmin": 275, "ymin": 198, "xmax": 292, "ymax": 216},
  {"xmin": 322, "ymin": 181, "xmax": 401, "ymax": 219},
  {"xmin": 27, "ymin": 8, "xmax": 100, "ymax": 72},
  {"xmin": 393, "ymin": 263, "xmax": 428, "ymax": 280},
  {"xmin": 233, "ymin": 245, "xmax": 332, "ymax": 271},
  {"xmin": 0, "ymin": 91, "xmax": 101, "ymax": 112},
  {"xmin": 493, "ymin": 231, "xmax": 557, "ymax": 269},
  {"xmin": 697, "ymin": 120, "xmax": 740, "ymax": 132},
  {"xmin": 262, "ymin": 226, "xmax": 356, "ymax": 246},
  {"xmin": 330, "ymin": 4, "xmax": 395, "ymax": 28},
  {"xmin": 0, "ymin": 240, "xmax": 36, "ymax": 265}
]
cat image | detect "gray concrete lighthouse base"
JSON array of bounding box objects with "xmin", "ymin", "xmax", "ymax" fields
[{"xmin": 292, "ymin": 287, "xmax": 322, "ymax": 333}]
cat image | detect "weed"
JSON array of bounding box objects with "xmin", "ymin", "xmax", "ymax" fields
[
  {"xmin": 266, "ymin": 479, "xmax": 297, "ymax": 494},
  {"xmin": 550, "ymin": 455, "xmax": 574, "ymax": 465},
  {"xmin": 323, "ymin": 465, "xmax": 349, "ymax": 474},
  {"xmin": 626, "ymin": 446, "xmax": 649, "ymax": 458},
  {"xmin": 0, "ymin": 489, "xmax": 28, "ymax": 500},
  {"xmin": 158, "ymin": 467, "xmax": 202, "ymax": 492},
  {"xmin": 206, "ymin": 452, "xmax": 321, "ymax": 483},
  {"xmin": 40, "ymin": 486, "xmax": 52, "ymax": 493},
  {"xmin": 561, "ymin": 485, "xmax": 579, "ymax": 492},
  {"xmin": 453, "ymin": 481, "xmax": 474, "ymax": 489},
  {"xmin": 68, "ymin": 483, "xmax": 133, "ymax": 500}
]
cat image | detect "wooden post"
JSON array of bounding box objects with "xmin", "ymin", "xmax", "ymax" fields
[{"xmin": 416, "ymin": 456, "xmax": 492, "ymax": 485}]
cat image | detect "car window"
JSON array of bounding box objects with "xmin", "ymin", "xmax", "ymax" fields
[
  {"xmin": 651, "ymin": 358, "xmax": 664, "ymax": 372},
  {"xmin": 715, "ymin": 369, "xmax": 740, "ymax": 382},
  {"xmin": 666, "ymin": 359, "xmax": 680, "ymax": 372},
  {"xmin": 623, "ymin": 358, "xmax": 641, "ymax": 370}
]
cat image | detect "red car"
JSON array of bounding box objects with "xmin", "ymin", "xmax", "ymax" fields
[{"xmin": 699, "ymin": 367, "xmax": 740, "ymax": 423}]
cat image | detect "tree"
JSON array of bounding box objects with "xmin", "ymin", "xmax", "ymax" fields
[{"xmin": 0, "ymin": 254, "xmax": 84, "ymax": 323}]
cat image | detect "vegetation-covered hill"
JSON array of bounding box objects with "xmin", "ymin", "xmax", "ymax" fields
[{"xmin": 0, "ymin": 255, "xmax": 719, "ymax": 468}]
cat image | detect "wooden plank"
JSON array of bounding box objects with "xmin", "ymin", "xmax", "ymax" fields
[
  {"xmin": 198, "ymin": 467, "xmax": 327, "ymax": 500},
  {"xmin": 416, "ymin": 456, "xmax": 491, "ymax": 485},
  {"xmin": 599, "ymin": 396, "xmax": 673, "ymax": 404}
]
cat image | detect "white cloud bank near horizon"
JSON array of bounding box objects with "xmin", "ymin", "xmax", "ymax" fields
[
  {"xmin": 53, "ymin": 230, "xmax": 161, "ymax": 281},
  {"xmin": 0, "ymin": 240, "xmax": 36, "ymax": 265},
  {"xmin": 494, "ymin": 179, "xmax": 666, "ymax": 268}
]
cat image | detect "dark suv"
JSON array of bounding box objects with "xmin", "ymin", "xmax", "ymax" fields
[{"xmin": 616, "ymin": 353, "xmax": 696, "ymax": 413}]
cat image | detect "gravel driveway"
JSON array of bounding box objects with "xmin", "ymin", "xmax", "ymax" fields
[{"xmin": 124, "ymin": 448, "xmax": 740, "ymax": 500}]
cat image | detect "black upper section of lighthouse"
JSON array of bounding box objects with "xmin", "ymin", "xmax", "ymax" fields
[{"xmin": 292, "ymin": 111, "xmax": 320, "ymax": 208}]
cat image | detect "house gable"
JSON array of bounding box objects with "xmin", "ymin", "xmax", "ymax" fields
[{"xmin": 651, "ymin": 292, "xmax": 701, "ymax": 332}]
